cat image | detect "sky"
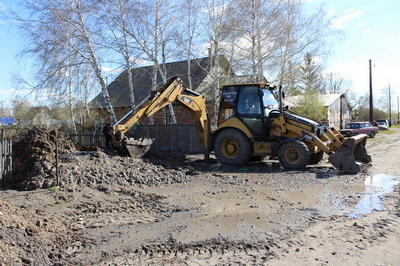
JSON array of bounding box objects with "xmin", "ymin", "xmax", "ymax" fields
[
  {"xmin": 304, "ymin": 0, "xmax": 400, "ymax": 103},
  {"xmin": 0, "ymin": 0, "xmax": 399, "ymax": 108}
]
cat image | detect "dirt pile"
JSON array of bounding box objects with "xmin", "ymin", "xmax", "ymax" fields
[
  {"xmin": 58, "ymin": 151, "xmax": 193, "ymax": 189},
  {"xmin": 2, "ymin": 128, "xmax": 196, "ymax": 265},
  {"xmin": 12, "ymin": 127, "xmax": 76, "ymax": 190},
  {"xmin": 0, "ymin": 199, "xmax": 76, "ymax": 266}
]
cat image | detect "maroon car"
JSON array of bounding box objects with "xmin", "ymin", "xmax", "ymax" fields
[{"xmin": 339, "ymin": 122, "xmax": 379, "ymax": 138}]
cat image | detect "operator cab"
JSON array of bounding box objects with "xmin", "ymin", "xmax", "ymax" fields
[{"xmin": 218, "ymin": 83, "xmax": 279, "ymax": 140}]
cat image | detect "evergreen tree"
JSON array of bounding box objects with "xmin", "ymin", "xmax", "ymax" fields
[
  {"xmin": 297, "ymin": 53, "xmax": 324, "ymax": 94},
  {"xmin": 291, "ymin": 53, "xmax": 326, "ymax": 121}
]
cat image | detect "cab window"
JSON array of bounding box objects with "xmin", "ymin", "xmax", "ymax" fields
[{"xmin": 237, "ymin": 86, "xmax": 261, "ymax": 115}]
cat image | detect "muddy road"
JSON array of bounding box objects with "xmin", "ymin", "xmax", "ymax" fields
[{"xmin": 1, "ymin": 128, "xmax": 399, "ymax": 265}]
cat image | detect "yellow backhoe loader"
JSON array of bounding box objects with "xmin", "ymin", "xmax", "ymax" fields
[{"xmin": 109, "ymin": 77, "xmax": 371, "ymax": 173}]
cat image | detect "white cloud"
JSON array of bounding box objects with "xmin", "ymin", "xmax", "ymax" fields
[
  {"xmin": 362, "ymin": 29, "xmax": 372, "ymax": 34},
  {"xmin": 102, "ymin": 66, "xmax": 123, "ymax": 73},
  {"xmin": 331, "ymin": 9, "xmax": 363, "ymax": 29},
  {"xmin": 376, "ymin": 32, "xmax": 389, "ymax": 38}
]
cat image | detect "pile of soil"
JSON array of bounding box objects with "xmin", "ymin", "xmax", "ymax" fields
[
  {"xmin": 2, "ymin": 127, "xmax": 195, "ymax": 265},
  {"xmin": 12, "ymin": 127, "xmax": 76, "ymax": 190},
  {"xmin": 0, "ymin": 199, "xmax": 76, "ymax": 265}
]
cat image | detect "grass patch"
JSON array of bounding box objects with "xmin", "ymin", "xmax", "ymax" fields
[
  {"xmin": 49, "ymin": 186, "xmax": 60, "ymax": 193},
  {"xmin": 379, "ymin": 129, "xmax": 397, "ymax": 135}
]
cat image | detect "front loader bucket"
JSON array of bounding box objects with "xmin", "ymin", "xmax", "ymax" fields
[
  {"xmin": 328, "ymin": 134, "xmax": 371, "ymax": 174},
  {"xmin": 122, "ymin": 138, "xmax": 154, "ymax": 158}
]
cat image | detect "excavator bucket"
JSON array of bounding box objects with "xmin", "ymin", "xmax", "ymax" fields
[
  {"xmin": 122, "ymin": 138, "xmax": 154, "ymax": 158},
  {"xmin": 328, "ymin": 134, "xmax": 371, "ymax": 174}
]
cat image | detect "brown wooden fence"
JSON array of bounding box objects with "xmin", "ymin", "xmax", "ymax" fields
[
  {"xmin": 0, "ymin": 139, "xmax": 12, "ymax": 187},
  {"xmin": 70, "ymin": 124, "xmax": 204, "ymax": 153},
  {"xmin": 134, "ymin": 124, "xmax": 203, "ymax": 153},
  {"xmin": 70, "ymin": 131, "xmax": 105, "ymax": 147}
]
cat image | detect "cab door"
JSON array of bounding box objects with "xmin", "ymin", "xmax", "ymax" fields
[{"xmin": 235, "ymin": 86, "xmax": 265, "ymax": 139}]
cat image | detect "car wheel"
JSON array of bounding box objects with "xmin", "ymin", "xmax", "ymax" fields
[{"xmin": 370, "ymin": 131, "xmax": 375, "ymax": 138}]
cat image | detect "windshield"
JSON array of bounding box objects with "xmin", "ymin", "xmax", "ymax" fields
[
  {"xmin": 346, "ymin": 124, "xmax": 359, "ymax": 129},
  {"xmin": 262, "ymin": 89, "xmax": 278, "ymax": 116}
]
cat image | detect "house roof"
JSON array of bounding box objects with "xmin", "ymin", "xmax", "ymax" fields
[
  {"xmin": 25, "ymin": 106, "xmax": 56, "ymax": 120},
  {"xmin": 285, "ymin": 94, "xmax": 343, "ymax": 108},
  {"xmin": 90, "ymin": 57, "xmax": 228, "ymax": 109},
  {"xmin": 322, "ymin": 94, "xmax": 342, "ymax": 107}
]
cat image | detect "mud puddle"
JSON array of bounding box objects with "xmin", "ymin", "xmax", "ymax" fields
[
  {"xmin": 138, "ymin": 171, "xmax": 366, "ymax": 244},
  {"xmin": 347, "ymin": 173, "xmax": 400, "ymax": 218}
]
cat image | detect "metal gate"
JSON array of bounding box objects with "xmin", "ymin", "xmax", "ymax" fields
[{"xmin": 0, "ymin": 139, "xmax": 12, "ymax": 187}]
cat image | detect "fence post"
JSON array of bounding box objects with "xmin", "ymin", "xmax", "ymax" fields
[{"xmin": 55, "ymin": 138, "xmax": 59, "ymax": 187}]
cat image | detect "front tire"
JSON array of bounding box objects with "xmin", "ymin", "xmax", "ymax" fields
[
  {"xmin": 214, "ymin": 129, "xmax": 253, "ymax": 165},
  {"xmin": 278, "ymin": 140, "xmax": 310, "ymax": 169}
]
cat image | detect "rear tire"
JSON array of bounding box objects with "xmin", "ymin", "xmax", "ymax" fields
[
  {"xmin": 278, "ymin": 140, "xmax": 310, "ymax": 169},
  {"xmin": 214, "ymin": 129, "xmax": 253, "ymax": 165}
]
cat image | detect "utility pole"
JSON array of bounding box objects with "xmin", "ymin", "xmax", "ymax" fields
[
  {"xmin": 397, "ymin": 96, "xmax": 400, "ymax": 125},
  {"xmin": 388, "ymin": 84, "xmax": 391, "ymax": 127},
  {"xmin": 369, "ymin": 60, "xmax": 374, "ymax": 124}
]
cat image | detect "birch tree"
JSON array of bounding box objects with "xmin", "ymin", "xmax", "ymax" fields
[
  {"xmin": 232, "ymin": 0, "xmax": 280, "ymax": 82},
  {"xmin": 13, "ymin": 0, "xmax": 118, "ymax": 124},
  {"xmin": 101, "ymin": 0, "xmax": 142, "ymax": 111},
  {"xmin": 174, "ymin": 0, "xmax": 202, "ymax": 90},
  {"xmin": 273, "ymin": 0, "xmax": 335, "ymax": 87},
  {"xmin": 120, "ymin": 0, "xmax": 182, "ymax": 124},
  {"xmin": 68, "ymin": 0, "xmax": 117, "ymax": 124},
  {"xmin": 200, "ymin": 0, "xmax": 238, "ymax": 116}
]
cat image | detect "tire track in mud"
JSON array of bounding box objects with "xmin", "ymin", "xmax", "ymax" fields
[
  {"xmin": 56, "ymin": 187, "xmax": 178, "ymax": 230},
  {"xmin": 97, "ymin": 239, "xmax": 278, "ymax": 265}
]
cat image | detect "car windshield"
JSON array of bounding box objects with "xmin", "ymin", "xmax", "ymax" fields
[{"xmin": 346, "ymin": 124, "xmax": 359, "ymax": 129}]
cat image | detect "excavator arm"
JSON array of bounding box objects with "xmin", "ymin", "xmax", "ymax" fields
[{"xmin": 110, "ymin": 77, "xmax": 209, "ymax": 156}]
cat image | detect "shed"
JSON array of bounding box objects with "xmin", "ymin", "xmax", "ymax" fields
[{"xmin": 285, "ymin": 94, "xmax": 351, "ymax": 129}]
